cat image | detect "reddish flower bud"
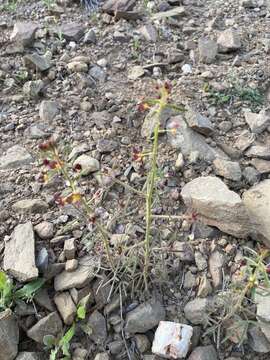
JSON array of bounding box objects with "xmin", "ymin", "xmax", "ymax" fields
[
  {"xmin": 73, "ymin": 163, "xmax": 82, "ymax": 172},
  {"xmin": 266, "ymin": 265, "xmax": 270, "ymax": 274},
  {"xmin": 43, "ymin": 159, "xmax": 50, "ymax": 166},
  {"xmin": 164, "ymin": 80, "xmax": 173, "ymax": 94}
]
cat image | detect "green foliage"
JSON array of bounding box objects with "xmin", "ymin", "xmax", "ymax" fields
[
  {"xmin": 0, "ymin": 272, "xmax": 13, "ymax": 310},
  {"xmin": 13, "ymin": 278, "xmax": 46, "ymax": 302}
]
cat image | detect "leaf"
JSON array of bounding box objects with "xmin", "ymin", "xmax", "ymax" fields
[
  {"xmin": 14, "ymin": 278, "xmax": 45, "ymax": 301},
  {"xmin": 59, "ymin": 323, "xmax": 75, "ymax": 357},
  {"xmin": 0, "ymin": 272, "xmax": 7, "ymax": 290},
  {"xmin": 43, "ymin": 334, "xmax": 56, "ymax": 348},
  {"xmin": 77, "ymin": 305, "xmax": 86, "ymax": 320},
  {"xmin": 49, "ymin": 348, "xmax": 58, "ymax": 360}
]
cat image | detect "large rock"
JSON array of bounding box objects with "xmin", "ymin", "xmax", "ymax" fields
[
  {"xmin": 4, "ymin": 222, "xmax": 38, "ymax": 282},
  {"xmin": 27, "ymin": 312, "xmax": 62, "ymax": 344},
  {"xmin": 181, "ymin": 176, "xmax": 251, "ymax": 238},
  {"xmin": 54, "ymin": 256, "xmax": 96, "ymax": 291},
  {"xmin": 167, "ymin": 116, "xmax": 227, "ymax": 162},
  {"xmin": 0, "ymin": 309, "xmax": 19, "ymax": 360},
  {"xmin": 10, "ymin": 22, "xmax": 38, "ymax": 47},
  {"xmin": 213, "ymin": 158, "xmax": 242, "ymax": 181},
  {"xmin": 184, "ymin": 298, "xmax": 210, "ymax": 325},
  {"xmin": 243, "ymin": 180, "xmax": 270, "ymax": 247},
  {"xmin": 0, "ymin": 145, "xmax": 32, "ymax": 169},
  {"xmin": 125, "ymin": 299, "xmax": 165, "ymax": 333},
  {"xmin": 23, "ymin": 54, "xmax": 51, "ymax": 72},
  {"xmin": 12, "ymin": 199, "xmax": 48, "ymax": 214}
]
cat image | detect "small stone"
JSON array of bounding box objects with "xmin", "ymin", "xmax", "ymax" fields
[
  {"xmin": 235, "ymin": 130, "xmax": 255, "ymax": 152},
  {"xmin": 96, "ymin": 139, "xmax": 118, "ymax": 153},
  {"xmin": 217, "ymin": 29, "xmax": 241, "ymax": 53},
  {"xmin": 67, "ymin": 61, "xmax": 88, "ymax": 73},
  {"xmin": 194, "ymin": 252, "xmax": 208, "ymax": 271},
  {"xmin": 4, "ymin": 222, "xmax": 38, "ymax": 282},
  {"xmin": 0, "ymin": 145, "xmax": 32, "ymax": 169},
  {"xmin": 64, "ymin": 238, "xmax": 76, "ymax": 260},
  {"xmin": 250, "ymin": 158, "xmax": 270, "ymax": 174},
  {"xmin": 54, "ymin": 292, "xmax": 77, "ymax": 325},
  {"xmin": 248, "ymin": 325, "xmax": 270, "ymax": 353},
  {"xmin": 39, "ymin": 101, "xmax": 59, "ymax": 122},
  {"xmin": 57, "ymin": 23, "xmax": 84, "ymax": 41},
  {"xmin": 23, "ymin": 53, "xmax": 51, "ymax": 72},
  {"xmin": 244, "ymin": 109, "xmax": 270, "ymax": 134},
  {"xmin": 172, "ymin": 242, "xmax": 194, "ymax": 262},
  {"xmin": 0, "ymin": 309, "xmax": 19, "ymax": 360},
  {"xmin": 185, "ymin": 108, "xmax": 214, "ymax": 136},
  {"xmin": 209, "ymin": 251, "xmax": 225, "ymax": 288},
  {"xmin": 34, "ymin": 288, "xmax": 55, "ymax": 311},
  {"xmin": 184, "ymin": 271, "xmax": 197, "ymax": 289},
  {"xmin": 70, "ymin": 285, "xmax": 93, "ymax": 305},
  {"xmin": 12, "ymin": 199, "xmax": 48, "ymax": 214},
  {"xmin": 152, "ymin": 321, "xmax": 193, "ymax": 359},
  {"xmin": 197, "ymin": 275, "xmax": 213, "ymax": 297},
  {"xmin": 242, "ymin": 166, "xmax": 260, "ymax": 185},
  {"xmin": 175, "ymin": 153, "xmax": 185, "ymax": 169},
  {"xmin": 188, "ymin": 345, "xmax": 218, "ymax": 360},
  {"xmin": 34, "ymin": 221, "xmax": 54, "ymax": 239},
  {"xmin": 54, "ymin": 256, "xmax": 96, "ymax": 291},
  {"xmin": 87, "ymin": 310, "xmax": 107, "ymax": 344},
  {"xmin": 94, "ymin": 354, "xmax": 109, "ymax": 360},
  {"xmin": 245, "ymin": 145, "xmax": 270, "ymax": 159},
  {"xmin": 213, "ymin": 158, "xmax": 242, "ymax": 181},
  {"xmin": 128, "ymin": 65, "xmax": 145, "ymax": 80},
  {"xmin": 65, "ymin": 259, "xmax": 78, "ymax": 272},
  {"xmin": 125, "ymin": 299, "xmax": 165, "ymax": 333},
  {"xmin": 138, "ymin": 24, "xmax": 158, "ymax": 42},
  {"xmin": 89, "ymin": 65, "xmax": 106, "ymax": 82},
  {"xmin": 134, "ymin": 334, "xmax": 150, "ymax": 353},
  {"xmin": 73, "ymin": 348, "xmax": 88, "ymax": 360},
  {"xmin": 198, "ymin": 37, "xmax": 218, "ymax": 64},
  {"xmin": 83, "ymin": 29, "xmax": 97, "ymax": 44},
  {"xmin": 182, "ymin": 64, "xmax": 192, "ymax": 74},
  {"xmin": 184, "ymin": 298, "xmax": 210, "ymax": 325},
  {"xmin": 23, "ymin": 80, "xmax": 45, "ymax": 98},
  {"xmin": 10, "ymin": 22, "xmax": 38, "ymax": 47},
  {"xmin": 181, "ymin": 176, "xmax": 251, "ymax": 238},
  {"xmin": 36, "ymin": 247, "xmax": 49, "ymax": 273},
  {"xmin": 15, "ymin": 352, "xmax": 41, "ymax": 360},
  {"xmin": 73, "ymin": 155, "xmax": 99, "ymax": 175},
  {"xmin": 27, "ymin": 312, "xmax": 63, "ymax": 344}
]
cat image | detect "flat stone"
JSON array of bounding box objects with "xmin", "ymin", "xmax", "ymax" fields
[
  {"xmin": 128, "ymin": 65, "xmax": 145, "ymax": 80},
  {"xmin": 213, "ymin": 158, "xmax": 242, "ymax": 181},
  {"xmin": 0, "ymin": 145, "xmax": 33, "ymax": 169},
  {"xmin": 102, "ymin": 0, "xmax": 136, "ymax": 13},
  {"xmin": 181, "ymin": 176, "xmax": 250, "ymax": 238},
  {"xmin": 243, "ymin": 180, "xmax": 270, "ymax": 247},
  {"xmin": 185, "ymin": 108, "xmax": 214, "ymax": 136},
  {"xmin": 64, "ymin": 238, "xmax": 76, "ymax": 260},
  {"xmin": 54, "ymin": 256, "xmax": 96, "ymax": 291},
  {"xmin": 54, "ymin": 292, "xmax": 77, "ymax": 325},
  {"xmin": 244, "ymin": 109, "xmax": 270, "ymax": 134},
  {"xmin": 245, "ymin": 145, "xmax": 270, "ymax": 159},
  {"xmin": 217, "ymin": 29, "xmax": 241, "ymax": 53},
  {"xmin": 87, "ymin": 310, "xmax": 107, "ymax": 344},
  {"xmin": 73, "ymin": 155, "xmax": 100, "ymax": 175},
  {"xmin": 57, "ymin": 23, "xmax": 84, "ymax": 41},
  {"xmin": 198, "ymin": 37, "xmax": 218, "ymax": 64},
  {"xmin": 4, "ymin": 222, "xmax": 38, "ymax": 282},
  {"xmin": 234, "ymin": 130, "xmax": 255, "ymax": 152},
  {"xmin": 184, "ymin": 298, "xmax": 210, "ymax": 325},
  {"xmin": 27, "ymin": 312, "xmax": 63, "ymax": 344},
  {"xmin": 167, "ymin": 116, "xmax": 227, "ymax": 162},
  {"xmin": 125, "ymin": 299, "xmax": 165, "ymax": 333},
  {"xmin": 34, "ymin": 221, "xmax": 54, "ymax": 239},
  {"xmin": 152, "ymin": 6, "xmax": 186, "ymax": 20},
  {"xmin": 34, "ymin": 288, "xmax": 55, "ymax": 311},
  {"xmin": 242, "ymin": 166, "xmax": 260, "ymax": 185},
  {"xmin": 15, "ymin": 352, "xmax": 41, "ymax": 360},
  {"xmin": 10, "ymin": 22, "xmax": 38, "ymax": 47},
  {"xmin": 23, "ymin": 54, "xmax": 51, "ymax": 72},
  {"xmin": 96, "ymin": 139, "xmax": 118, "ymax": 153},
  {"xmin": 188, "ymin": 345, "xmax": 218, "ymax": 360},
  {"xmin": 12, "ymin": 199, "xmax": 48, "ymax": 214},
  {"xmin": 138, "ymin": 24, "xmax": 158, "ymax": 42},
  {"xmin": 209, "ymin": 251, "xmax": 225, "ymax": 288},
  {"xmin": 0, "ymin": 309, "xmax": 19, "ymax": 360},
  {"xmin": 23, "ymin": 80, "xmax": 45, "ymax": 98},
  {"xmin": 250, "ymin": 158, "xmax": 270, "ymax": 174},
  {"xmin": 39, "ymin": 101, "xmax": 59, "ymax": 122}
]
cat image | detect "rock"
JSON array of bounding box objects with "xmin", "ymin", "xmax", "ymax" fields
[
  {"xmin": 243, "ymin": 180, "xmax": 270, "ymax": 247},
  {"xmin": 54, "ymin": 256, "xmax": 96, "ymax": 291},
  {"xmin": 34, "ymin": 288, "xmax": 55, "ymax": 311},
  {"xmin": 244, "ymin": 109, "xmax": 270, "ymax": 134},
  {"xmin": 36, "ymin": 248, "xmax": 49, "ymax": 273},
  {"xmin": 250, "ymin": 158, "xmax": 270, "ymax": 174},
  {"xmin": 27, "ymin": 312, "xmax": 63, "ymax": 344},
  {"xmin": 73, "ymin": 155, "xmax": 99, "ymax": 175},
  {"xmin": 64, "ymin": 238, "xmax": 76, "ymax": 260},
  {"xmin": 248, "ymin": 325, "xmax": 270, "ymax": 353},
  {"xmin": 235, "ymin": 130, "xmax": 255, "ymax": 152},
  {"xmin": 96, "ymin": 139, "xmax": 118, "ymax": 153},
  {"xmin": 0, "ymin": 309, "xmax": 19, "ymax": 360},
  {"xmin": 23, "ymin": 80, "xmax": 45, "ymax": 98},
  {"xmin": 34, "ymin": 221, "xmax": 54, "ymax": 239},
  {"xmin": 91, "ymin": 111, "xmax": 112, "ymax": 129},
  {"xmin": 181, "ymin": 176, "xmax": 250, "ymax": 238},
  {"xmin": 73, "ymin": 348, "xmax": 88, "ymax": 360},
  {"xmin": 102, "ymin": 0, "xmax": 136, "ymax": 13},
  {"xmin": 128, "ymin": 65, "xmax": 145, "ymax": 80},
  {"xmin": 245, "ymin": 145, "xmax": 270, "ymax": 159},
  {"xmin": 83, "ymin": 29, "xmax": 97, "ymax": 44},
  {"xmin": 192, "ymin": 223, "xmax": 218, "ymax": 239},
  {"xmin": 10, "ymin": 22, "xmax": 38, "ymax": 47},
  {"xmin": 125, "ymin": 299, "xmax": 165, "ymax": 333},
  {"xmin": 255, "ymin": 290, "xmax": 270, "ymax": 341},
  {"xmin": 57, "ymin": 23, "xmax": 84, "ymax": 41},
  {"xmin": 134, "ymin": 334, "xmax": 150, "ymax": 353},
  {"xmin": 28, "ymin": 124, "xmax": 51, "ymax": 139},
  {"xmin": 12, "ymin": 199, "xmax": 48, "ymax": 214},
  {"xmin": 15, "ymin": 353, "xmax": 41, "ymax": 360},
  {"xmin": 185, "ymin": 108, "xmax": 214, "ymax": 136},
  {"xmin": 197, "ymin": 275, "xmax": 213, "ymax": 297},
  {"xmin": 172, "ymin": 242, "xmax": 194, "ymax": 262},
  {"xmin": 213, "ymin": 158, "xmax": 242, "ymax": 181},
  {"xmin": 67, "ymin": 61, "xmax": 88, "ymax": 73},
  {"xmin": 242, "ymin": 166, "xmax": 260, "ymax": 185},
  {"xmin": 4, "ymin": 222, "xmax": 38, "ymax": 282},
  {"xmin": 217, "ymin": 29, "xmax": 241, "ymax": 53},
  {"xmin": 23, "ymin": 54, "xmax": 51, "ymax": 72},
  {"xmin": 0, "ymin": 145, "xmax": 32, "ymax": 169},
  {"xmin": 182, "ymin": 64, "xmax": 192, "ymax": 74},
  {"xmin": 65, "ymin": 259, "xmax": 78, "ymax": 272},
  {"xmin": 94, "ymin": 354, "xmax": 109, "ymax": 360},
  {"xmin": 89, "ymin": 65, "xmax": 106, "ymax": 82},
  {"xmin": 138, "ymin": 24, "xmax": 158, "ymax": 42},
  {"xmin": 39, "ymin": 101, "xmax": 59, "ymax": 122},
  {"xmin": 142, "ymin": 105, "xmax": 172, "ymax": 138},
  {"xmin": 188, "ymin": 345, "xmax": 218, "ymax": 360},
  {"xmin": 209, "ymin": 251, "xmax": 225, "ymax": 288},
  {"xmin": 194, "ymin": 252, "xmax": 208, "ymax": 271},
  {"xmin": 167, "ymin": 116, "xmax": 227, "ymax": 162},
  {"xmin": 198, "ymin": 37, "xmax": 218, "ymax": 64},
  {"xmin": 54, "ymin": 292, "xmax": 76, "ymax": 325},
  {"xmin": 152, "ymin": 6, "xmax": 186, "ymax": 20},
  {"xmin": 152, "ymin": 321, "xmax": 193, "ymax": 359},
  {"xmin": 87, "ymin": 310, "xmax": 107, "ymax": 344},
  {"xmin": 184, "ymin": 271, "xmax": 197, "ymax": 289},
  {"xmin": 184, "ymin": 298, "xmax": 210, "ymax": 325}
]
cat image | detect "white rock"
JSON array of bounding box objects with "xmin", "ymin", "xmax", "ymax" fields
[
  {"xmin": 182, "ymin": 64, "xmax": 192, "ymax": 74},
  {"xmin": 152, "ymin": 321, "xmax": 193, "ymax": 359}
]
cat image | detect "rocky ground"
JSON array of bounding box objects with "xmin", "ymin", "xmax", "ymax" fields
[{"xmin": 1, "ymin": 0, "xmax": 270, "ymax": 359}]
